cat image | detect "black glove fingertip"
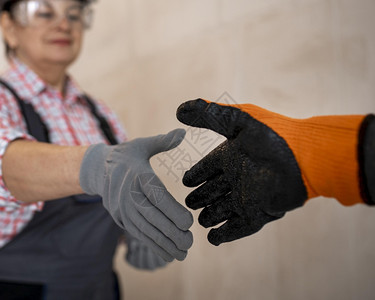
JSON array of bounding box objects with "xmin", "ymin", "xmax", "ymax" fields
[
  {"xmin": 207, "ymin": 229, "xmax": 222, "ymax": 246},
  {"xmin": 198, "ymin": 211, "xmax": 212, "ymax": 228},
  {"xmin": 185, "ymin": 195, "xmax": 199, "ymax": 210},
  {"xmin": 176, "ymin": 98, "xmax": 208, "ymax": 124},
  {"xmin": 182, "ymin": 170, "xmax": 197, "ymax": 188}
]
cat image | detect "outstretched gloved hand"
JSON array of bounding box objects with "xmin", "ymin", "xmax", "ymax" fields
[
  {"xmin": 79, "ymin": 129, "xmax": 193, "ymax": 261},
  {"xmin": 176, "ymin": 99, "xmax": 370, "ymax": 246}
]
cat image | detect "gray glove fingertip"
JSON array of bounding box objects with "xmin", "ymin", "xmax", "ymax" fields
[
  {"xmin": 164, "ymin": 128, "xmax": 186, "ymax": 150},
  {"xmin": 178, "ymin": 210, "xmax": 194, "ymax": 231},
  {"xmin": 143, "ymin": 128, "xmax": 186, "ymax": 158},
  {"xmin": 175, "ymin": 250, "xmax": 188, "ymax": 261},
  {"xmin": 176, "ymin": 230, "xmax": 194, "ymax": 251}
]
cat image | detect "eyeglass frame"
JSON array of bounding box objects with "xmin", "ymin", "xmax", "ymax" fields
[{"xmin": 5, "ymin": 0, "xmax": 94, "ymax": 29}]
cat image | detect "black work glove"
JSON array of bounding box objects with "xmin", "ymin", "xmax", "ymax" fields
[{"xmin": 176, "ymin": 99, "xmax": 307, "ymax": 246}]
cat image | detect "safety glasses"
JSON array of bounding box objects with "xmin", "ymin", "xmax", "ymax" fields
[{"xmin": 10, "ymin": 0, "xmax": 93, "ymax": 29}]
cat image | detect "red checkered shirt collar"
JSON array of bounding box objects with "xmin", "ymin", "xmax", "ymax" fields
[{"xmin": 3, "ymin": 58, "xmax": 85, "ymax": 106}]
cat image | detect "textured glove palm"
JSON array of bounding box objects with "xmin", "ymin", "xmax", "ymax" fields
[
  {"xmin": 79, "ymin": 129, "xmax": 193, "ymax": 261},
  {"xmin": 176, "ymin": 100, "xmax": 307, "ymax": 246}
]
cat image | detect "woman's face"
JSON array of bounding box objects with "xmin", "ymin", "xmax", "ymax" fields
[{"xmin": 2, "ymin": 0, "xmax": 90, "ymax": 68}]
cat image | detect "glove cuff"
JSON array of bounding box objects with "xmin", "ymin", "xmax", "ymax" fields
[
  {"xmin": 234, "ymin": 103, "xmax": 366, "ymax": 206},
  {"xmin": 79, "ymin": 143, "xmax": 110, "ymax": 196}
]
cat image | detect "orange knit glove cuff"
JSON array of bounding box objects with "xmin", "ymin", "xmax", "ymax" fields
[{"xmin": 222, "ymin": 103, "xmax": 366, "ymax": 206}]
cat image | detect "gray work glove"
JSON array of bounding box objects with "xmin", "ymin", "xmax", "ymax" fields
[
  {"xmin": 79, "ymin": 129, "xmax": 193, "ymax": 262},
  {"xmin": 124, "ymin": 231, "xmax": 168, "ymax": 271}
]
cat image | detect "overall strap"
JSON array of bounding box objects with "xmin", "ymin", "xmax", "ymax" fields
[
  {"xmin": 82, "ymin": 95, "xmax": 118, "ymax": 145},
  {"xmin": 0, "ymin": 79, "xmax": 118, "ymax": 145},
  {"xmin": 0, "ymin": 79, "xmax": 50, "ymax": 142}
]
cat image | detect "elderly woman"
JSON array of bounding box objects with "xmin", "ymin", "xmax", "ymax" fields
[{"xmin": 0, "ymin": 0, "xmax": 193, "ymax": 299}]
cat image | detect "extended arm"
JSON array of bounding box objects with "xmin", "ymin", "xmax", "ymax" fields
[
  {"xmin": 176, "ymin": 99, "xmax": 374, "ymax": 246},
  {"xmin": 2, "ymin": 139, "xmax": 87, "ymax": 202},
  {"xmin": 2, "ymin": 129, "xmax": 194, "ymax": 262}
]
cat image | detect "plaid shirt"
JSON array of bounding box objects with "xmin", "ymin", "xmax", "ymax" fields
[{"xmin": 0, "ymin": 59, "xmax": 127, "ymax": 248}]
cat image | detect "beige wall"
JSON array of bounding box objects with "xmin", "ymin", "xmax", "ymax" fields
[{"xmin": 2, "ymin": 0, "xmax": 375, "ymax": 299}]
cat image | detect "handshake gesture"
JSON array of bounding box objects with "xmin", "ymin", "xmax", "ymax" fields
[{"xmin": 80, "ymin": 98, "xmax": 374, "ymax": 263}]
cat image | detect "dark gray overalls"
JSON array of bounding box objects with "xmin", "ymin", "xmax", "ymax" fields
[{"xmin": 0, "ymin": 80, "xmax": 123, "ymax": 300}]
